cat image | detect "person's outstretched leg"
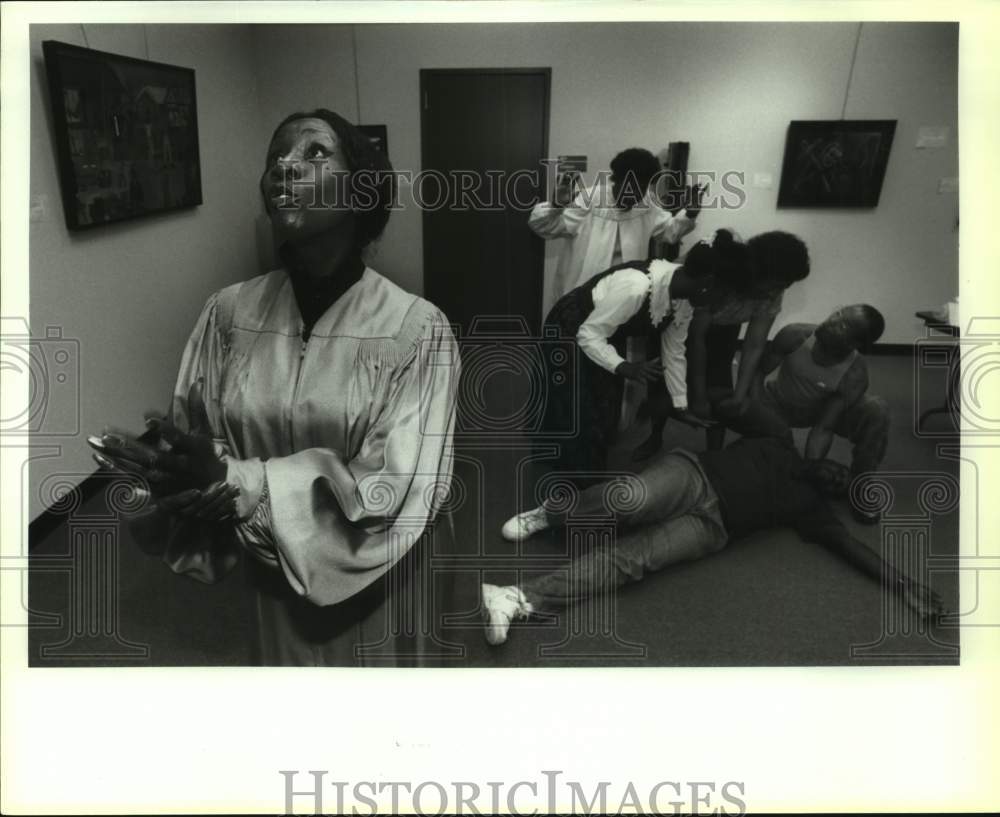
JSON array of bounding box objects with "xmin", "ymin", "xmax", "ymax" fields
[
  {"xmin": 486, "ymin": 456, "xmax": 727, "ymax": 645},
  {"xmin": 483, "ymin": 511, "xmax": 728, "ymax": 645},
  {"xmin": 503, "ymin": 452, "xmax": 709, "ymax": 541}
]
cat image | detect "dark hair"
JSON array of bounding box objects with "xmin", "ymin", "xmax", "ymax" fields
[
  {"xmin": 747, "ymin": 231, "xmax": 810, "ymax": 290},
  {"xmin": 683, "ymin": 228, "xmax": 751, "ymax": 283},
  {"xmin": 610, "ymin": 148, "xmax": 662, "ymax": 194},
  {"xmin": 854, "ymin": 304, "xmax": 886, "ymax": 350},
  {"xmin": 266, "ymin": 108, "xmax": 394, "ymax": 251}
]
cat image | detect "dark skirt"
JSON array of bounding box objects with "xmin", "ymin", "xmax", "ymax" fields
[{"xmin": 539, "ymin": 288, "xmax": 625, "ymax": 481}]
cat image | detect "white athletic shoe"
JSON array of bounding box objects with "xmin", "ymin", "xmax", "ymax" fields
[
  {"xmin": 500, "ymin": 506, "xmax": 549, "ymax": 541},
  {"xmin": 481, "ymin": 583, "xmax": 532, "ymax": 645}
]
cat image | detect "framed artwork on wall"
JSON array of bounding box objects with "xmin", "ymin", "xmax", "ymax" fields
[
  {"xmin": 358, "ymin": 124, "xmax": 388, "ymax": 158},
  {"xmin": 777, "ymin": 119, "xmax": 896, "ymax": 208},
  {"xmin": 42, "ymin": 40, "xmax": 203, "ymax": 231}
]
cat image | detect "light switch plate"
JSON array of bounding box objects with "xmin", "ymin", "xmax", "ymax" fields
[
  {"xmin": 917, "ymin": 126, "xmax": 949, "ymax": 149},
  {"xmin": 29, "ymin": 194, "xmax": 48, "ymax": 222}
]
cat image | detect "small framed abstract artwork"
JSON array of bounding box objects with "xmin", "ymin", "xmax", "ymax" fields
[
  {"xmin": 42, "ymin": 40, "xmax": 203, "ymax": 230},
  {"xmin": 777, "ymin": 119, "xmax": 896, "ymax": 208},
  {"xmin": 358, "ymin": 124, "xmax": 388, "ymax": 158}
]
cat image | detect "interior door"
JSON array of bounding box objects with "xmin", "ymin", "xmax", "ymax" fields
[{"xmin": 420, "ymin": 69, "xmax": 550, "ymax": 334}]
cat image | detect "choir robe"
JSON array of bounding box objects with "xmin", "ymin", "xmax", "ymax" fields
[{"xmin": 132, "ymin": 266, "xmax": 461, "ymax": 665}]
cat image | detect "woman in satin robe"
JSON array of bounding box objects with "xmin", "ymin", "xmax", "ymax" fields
[{"xmin": 89, "ymin": 109, "xmax": 461, "ymax": 666}]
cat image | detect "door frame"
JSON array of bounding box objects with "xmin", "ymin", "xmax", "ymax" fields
[{"xmin": 419, "ymin": 67, "xmax": 551, "ymax": 330}]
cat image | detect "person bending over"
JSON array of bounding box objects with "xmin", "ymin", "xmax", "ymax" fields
[
  {"xmin": 538, "ymin": 237, "xmax": 737, "ymax": 482},
  {"xmin": 633, "ymin": 229, "xmax": 810, "ymax": 461},
  {"xmin": 482, "ymin": 436, "xmax": 942, "ymax": 645}
]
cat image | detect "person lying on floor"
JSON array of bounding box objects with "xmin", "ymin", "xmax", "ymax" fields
[
  {"xmin": 481, "ymin": 435, "xmax": 943, "ymax": 645},
  {"xmin": 715, "ymin": 304, "xmax": 890, "ymax": 523}
]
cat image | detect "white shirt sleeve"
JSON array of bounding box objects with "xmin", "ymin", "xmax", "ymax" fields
[
  {"xmin": 650, "ymin": 207, "xmax": 697, "ymax": 245},
  {"xmin": 576, "ymin": 268, "xmax": 650, "ymax": 373},
  {"xmin": 659, "ymin": 298, "xmax": 693, "ymax": 409},
  {"xmin": 528, "ymin": 188, "xmax": 590, "ymax": 239}
]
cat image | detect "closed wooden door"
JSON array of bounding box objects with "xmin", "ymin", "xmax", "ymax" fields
[{"xmin": 420, "ymin": 68, "xmax": 550, "ymax": 334}]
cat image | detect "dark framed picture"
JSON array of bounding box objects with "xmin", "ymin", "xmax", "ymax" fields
[
  {"xmin": 358, "ymin": 124, "xmax": 388, "ymax": 158},
  {"xmin": 42, "ymin": 40, "xmax": 203, "ymax": 231},
  {"xmin": 777, "ymin": 120, "xmax": 896, "ymax": 208}
]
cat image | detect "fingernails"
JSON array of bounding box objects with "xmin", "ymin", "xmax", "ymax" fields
[
  {"xmin": 87, "ymin": 435, "xmax": 106, "ymax": 449},
  {"xmin": 103, "ymin": 433, "xmax": 125, "ymax": 447},
  {"xmin": 93, "ymin": 453, "xmax": 115, "ymax": 469}
]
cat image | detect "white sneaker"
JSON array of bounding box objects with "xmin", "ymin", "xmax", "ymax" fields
[
  {"xmin": 481, "ymin": 583, "xmax": 532, "ymax": 645},
  {"xmin": 501, "ymin": 506, "xmax": 549, "ymax": 541}
]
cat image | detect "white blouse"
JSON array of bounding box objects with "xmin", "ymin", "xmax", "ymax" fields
[
  {"xmin": 575, "ymin": 263, "xmax": 692, "ymax": 409},
  {"xmin": 528, "ymin": 178, "xmax": 697, "ymax": 309}
]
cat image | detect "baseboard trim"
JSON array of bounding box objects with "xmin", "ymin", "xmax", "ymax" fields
[
  {"xmin": 29, "ymin": 471, "xmax": 113, "ymax": 550},
  {"xmin": 734, "ymin": 339, "xmax": 917, "ymax": 356},
  {"xmin": 868, "ymin": 343, "xmax": 915, "ymax": 356},
  {"xmin": 28, "ymin": 430, "xmax": 157, "ymax": 551}
]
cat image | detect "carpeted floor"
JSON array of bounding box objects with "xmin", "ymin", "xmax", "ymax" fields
[{"xmin": 28, "ymin": 354, "xmax": 960, "ymax": 667}]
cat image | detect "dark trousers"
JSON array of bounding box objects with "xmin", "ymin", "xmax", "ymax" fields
[
  {"xmin": 540, "ymin": 293, "xmax": 625, "ymax": 482},
  {"xmin": 730, "ymin": 392, "xmax": 891, "ymax": 476}
]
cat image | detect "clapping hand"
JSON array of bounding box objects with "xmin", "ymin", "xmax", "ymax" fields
[{"xmin": 88, "ymin": 380, "xmax": 236, "ymax": 521}]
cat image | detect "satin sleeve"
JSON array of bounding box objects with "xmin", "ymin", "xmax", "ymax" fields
[
  {"xmin": 528, "ymin": 189, "xmax": 590, "ymax": 239},
  {"xmin": 649, "ymin": 207, "xmax": 696, "ymax": 245},
  {"xmin": 128, "ymin": 287, "xmax": 243, "ymax": 584},
  {"xmin": 230, "ymin": 303, "xmax": 461, "ymax": 606}
]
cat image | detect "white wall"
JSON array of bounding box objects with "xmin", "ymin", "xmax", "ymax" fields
[
  {"xmin": 251, "ymin": 21, "xmax": 959, "ymax": 339},
  {"xmin": 29, "ymin": 24, "xmax": 264, "ymax": 518}
]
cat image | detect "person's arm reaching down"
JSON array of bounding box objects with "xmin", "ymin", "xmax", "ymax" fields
[
  {"xmin": 685, "ymin": 308, "xmax": 713, "ymax": 418},
  {"xmin": 733, "ymin": 312, "xmax": 776, "ymax": 402},
  {"xmin": 576, "ymin": 268, "xmax": 649, "ymax": 373},
  {"xmin": 793, "ymin": 502, "xmax": 946, "ymax": 620}
]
